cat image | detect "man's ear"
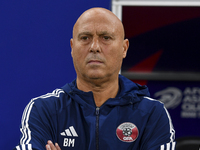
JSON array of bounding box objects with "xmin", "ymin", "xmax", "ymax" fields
[
  {"xmin": 70, "ymin": 38, "xmax": 73, "ymax": 57},
  {"xmin": 122, "ymin": 39, "xmax": 129, "ymax": 58}
]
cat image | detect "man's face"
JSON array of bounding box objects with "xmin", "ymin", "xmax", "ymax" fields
[{"xmin": 71, "ymin": 9, "xmax": 129, "ymax": 81}]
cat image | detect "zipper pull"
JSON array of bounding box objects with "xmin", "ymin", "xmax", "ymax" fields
[{"xmin": 96, "ymin": 107, "xmax": 100, "ymax": 115}]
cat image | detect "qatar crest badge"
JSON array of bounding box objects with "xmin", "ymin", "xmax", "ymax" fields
[{"xmin": 116, "ymin": 122, "xmax": 139, "ymax": 142}]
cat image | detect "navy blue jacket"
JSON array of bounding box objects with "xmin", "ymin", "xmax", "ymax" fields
[{"xmin": 14, "ymin": 75, "xmax": 176, "ymax": 150}]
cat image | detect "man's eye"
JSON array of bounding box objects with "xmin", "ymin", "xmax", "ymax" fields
[
  {"xmin": 103, "ymin": 36, "xmax": 111, "ymax": 40},
  {"xmin": 81, "ymin": 36, "xmax": 88, "ymax": 40}
]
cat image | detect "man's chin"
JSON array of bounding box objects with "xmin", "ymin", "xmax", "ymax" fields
[
  {"xmin": 85, "ymin": 72, "xmax": 106, "ymax": 80},
  {"xmin": 87, "ymin": 75, "xmax": 104, "ymax": 80}
]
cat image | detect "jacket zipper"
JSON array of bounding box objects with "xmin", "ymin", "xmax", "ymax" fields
[{"xmin": 95, "ymin": 107, "xmax": 100, "ymax": 150}]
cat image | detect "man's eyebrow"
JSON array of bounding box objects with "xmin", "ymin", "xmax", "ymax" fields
[
  {"xmin": 97, "ymin": 31, "xmax": 114, "ymax": 36},
  {"xmin": 77, "ymin": 31, "xmax": 115, "ymax": 38},
  {"xmin": 78, "ymin": 32, "xmax": 92, "ymax": 38}
]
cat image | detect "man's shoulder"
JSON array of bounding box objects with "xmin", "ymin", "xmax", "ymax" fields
[
  {"xmin": 28, "ymin": 88, "xmax": 71, "ymax": 111},
  {"xmin": 32, "ymin": 88, "xmax": 66, "ymax": 103},
  {"xmin": 137, "ymin": 96, "xmax": 165, "ymax": 114}
]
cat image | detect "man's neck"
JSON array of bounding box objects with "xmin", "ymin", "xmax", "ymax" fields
[{"xmin": 76, "ymin": 76, "xmax": 119, "ymax": 107}]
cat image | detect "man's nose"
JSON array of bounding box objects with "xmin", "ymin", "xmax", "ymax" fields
[{"xmin": 89, "ymin": 38, "xmax": 101, "ymax": 53}]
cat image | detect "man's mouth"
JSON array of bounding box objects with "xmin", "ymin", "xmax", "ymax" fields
[{"xmin": 88, "ymin": 60, "xmax": 103, "ymax": 64}]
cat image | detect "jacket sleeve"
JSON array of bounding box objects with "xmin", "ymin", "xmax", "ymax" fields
[
  {"xmin": 140, "ymin": 102, "xmax": 176, "ymax": 150},
  {"xmin": 13, "ymin": 97, "xmax": 57, "ymax": 150}
]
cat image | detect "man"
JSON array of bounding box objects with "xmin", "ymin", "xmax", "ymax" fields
[{"xmin": 14, "ymin": 7, "xmax": 176, "ymax": 150}]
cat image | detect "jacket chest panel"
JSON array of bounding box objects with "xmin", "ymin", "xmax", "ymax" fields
[{"xmin": 56, "ymin": 105, "xmax": 146, "ymax": 150}]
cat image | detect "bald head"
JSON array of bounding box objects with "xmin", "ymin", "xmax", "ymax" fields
[
  {"xmin": 72, "ymin": 7, "xmax": 125, "ymax": 39},
  {"xmin": 70, "ymin": 7, "xmax": 129, "ymax": 87}
]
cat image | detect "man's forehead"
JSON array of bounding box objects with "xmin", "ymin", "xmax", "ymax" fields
[
  {"xmin": 75, "ymin": 21, "xmax": 117, "ymax": 36},
  {"xmin": 76, "ymin": 15, "xmax": 116, "ymax": 29}
]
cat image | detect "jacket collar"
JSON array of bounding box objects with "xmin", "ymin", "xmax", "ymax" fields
[{"xmin": 61, "ymin": 75, "xmax": 150, "ymax": 107}]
